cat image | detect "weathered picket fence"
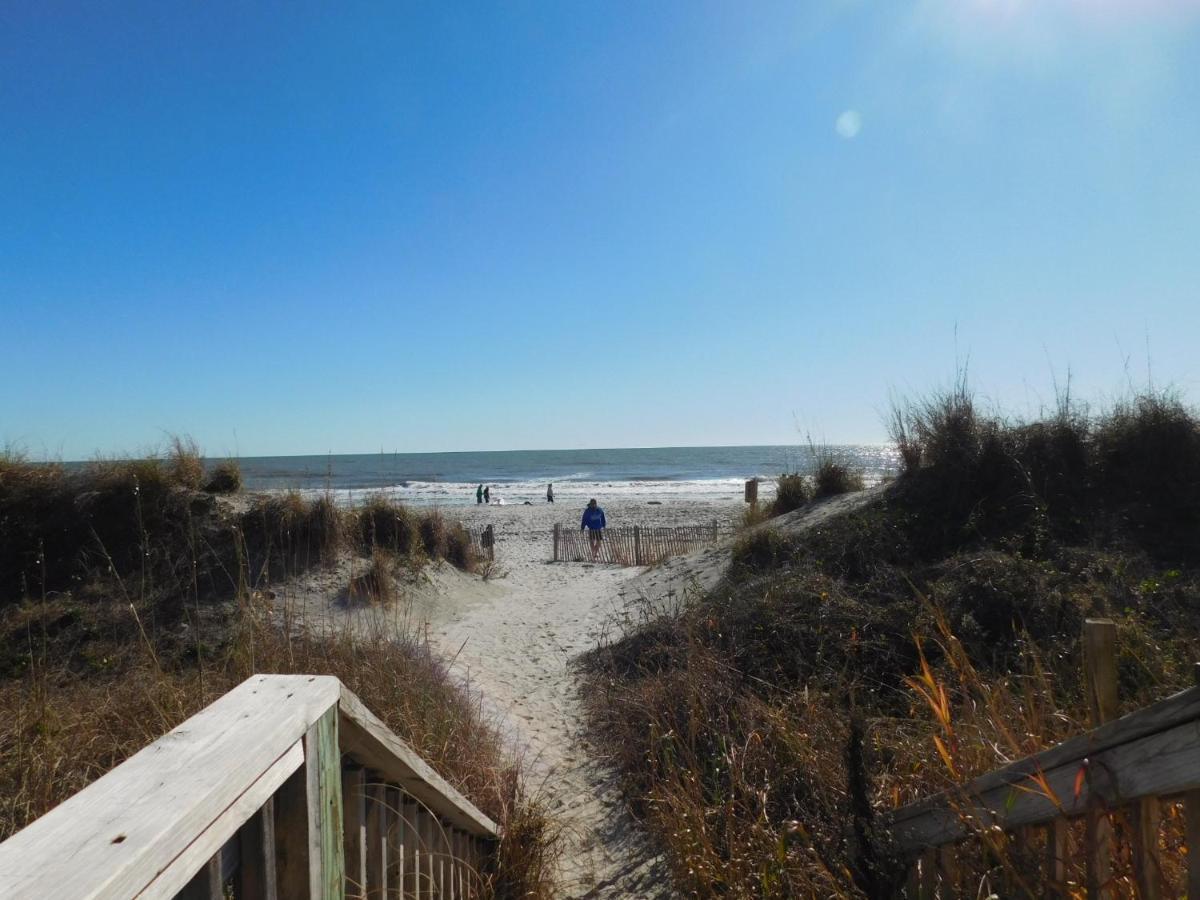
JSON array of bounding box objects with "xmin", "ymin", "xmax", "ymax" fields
[
  {"xmin": 552, "ymin": 521, "xmax": 720, "ymax": 566},
  {"xmin": 888, "ymin": 618, "xmax": 1200, "ymax": 898},
  {"xmin": 467, "ymin": 525, "xmax": 495, "ymax": 562},
  {"xmin": 0, "ymin": 674, "xmax": 498, "ymax": 899}
]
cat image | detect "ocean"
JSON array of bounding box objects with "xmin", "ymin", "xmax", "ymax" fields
[{"xmin": 236, "ymin": 445, "xmax": 899, "ymax": 506}]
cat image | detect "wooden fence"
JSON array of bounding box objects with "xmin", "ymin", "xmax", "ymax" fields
[
  {"xmin": 0, "ymin": 674, "xmax": 498, "ymax": 899},
  {"xmin": 552, "ymin": 521, "xmax": 719, "ymax": 566},
  {"xmin": 887, "ymin": 618, "xmax": 1200, "ymax": 898},
  {"xmin": 466, "ymin": 525, "xmax": 495, "ymax": 562}
]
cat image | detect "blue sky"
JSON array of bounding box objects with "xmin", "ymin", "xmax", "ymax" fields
[{"xmin": 3, "ymin": 1, "xmax": 1199, "ymax": 458}]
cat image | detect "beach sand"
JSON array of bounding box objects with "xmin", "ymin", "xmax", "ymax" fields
[
  {"xmin": 433, "ymin": 498, "xmax": 741, "ymax": 897},
  {"xmin": 274, "ymin": 495, "xmax": 850, "ymax": 896},
  {"xmin": 265, "ymin": 489, "xmax": 884, "ymax": 896}
]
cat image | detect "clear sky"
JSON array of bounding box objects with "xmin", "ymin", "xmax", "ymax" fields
[{"xmin": 3, "ymin": 1, "xmax": 1199, "ymax": 458}]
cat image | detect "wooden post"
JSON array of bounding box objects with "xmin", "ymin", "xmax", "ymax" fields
[
  {"xmin": 275, "ymin": 708, "xmax": 344, "ymax": 899},
  {"xmin": 1046, "ymin": 817, "xmax": 1068, "ymax": 899},
  {"xmin": 919, "ymin": 847, "xmax": 937, "ymax": 898},
  {"xmin": 553, "ymin": 523, "xmax": 560, "ymax": 562},
  {"xmin": 237, "ymin": 799, "xmax": 279, "ymax": 900},
  {"xmin": 712, "ymin": 519, "xmax": 719, "ymax": 542},
  {"xmin": 634, "ymin": 525, "xmax": 642, "ymax": 566},
  {"xmin": 343, "ymin": 765, "xmax": 367, "ymax": 897},
  {"xmin": 1084, "ymin": 618, "xmax": 1118, "ymax": 900},
  {"xmin": 1187, "ymin": 663, "xmax": 1200, "ymax": 900}
]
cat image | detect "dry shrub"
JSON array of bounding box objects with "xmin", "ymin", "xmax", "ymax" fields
[
  {"xmin": 419, "ymin": 511, "xmax": 448, "ymax": 559},
  {"xmin": 584, "ymin": 381, "xmax": 1200, "ymax": 897},
  {"xmin": 240, "ymin": 491, "xmax": 343, "ymax": 579},
  {"xmin": 348, "ymin": 550, "xmax": 395, "ymax": 604},
  {"xmin": 813, "ymin": 459, "xmax": 865, "ymax": 499},
  {"xmin": 770, "ymin": 473, "xmax": 808, "ymax": 516},
  {"xmin": 167, "ymin": 435, "xmax": 205, "ymax": 490},
  {"xmin": 358, "ymin": 495, "xmax": 419, "ymax": 556},
  {"xmin": 0, "ymin": 591, "xmax": 559, "ymax": 898},
  {"xmin": 203, "ymin": 459, "xmax": 242, "ymax": 494},
  {"xmin": 444, "ymin": 524, "xmax": 479, "ymax": 572}
]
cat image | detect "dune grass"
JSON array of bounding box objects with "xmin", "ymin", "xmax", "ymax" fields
[
  {"xmin": 0, "ymin": 442, "xmax": 554, "ymax": 897},
  {"xmin": 581, "ymin": 385, "xmax": 1200, "ymax": 897}
]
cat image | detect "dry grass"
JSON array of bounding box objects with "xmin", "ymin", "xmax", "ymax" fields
[
  {"xmin": 0, "ymin": 444, "xmax": 553, "ymax": 897},
  {"xmin": 770, "ymin": 473, "xmax": 809, "ymax": 516},
  {"xmin": 582, "ymin": 384, "xmax": 1200, "ymax": 897},
  {"xmin": 347, "ymin": 549, "xmax": 396, "ymax": 604},
  {"xmin": 203, "ymin": 459, "xmax": 242, "ymax": 494}
]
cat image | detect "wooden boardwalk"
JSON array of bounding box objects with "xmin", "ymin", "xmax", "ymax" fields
[{"xmin": 0, "ymin": 675, "xmax": 498, "ymax": 899}]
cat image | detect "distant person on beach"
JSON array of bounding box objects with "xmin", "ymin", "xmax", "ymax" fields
[
  {"xmin": 581, "ymin": 498, "xmax": 606, "ymax": 560},
  {"xmin": 547, "ymin": 483, "xmax": 554, "ymax": 503},
  {"xmin": 476, "ymin": 484, "xmax": 483, "ymax": 504},
  {"xmin": 483, "ymin": 486, "xmax": 490, "ymax": 504}
]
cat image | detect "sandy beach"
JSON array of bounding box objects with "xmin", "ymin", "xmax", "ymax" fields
[{"xmin": 429, "ymin": 498, "xmax": 742, "ymax": 897}]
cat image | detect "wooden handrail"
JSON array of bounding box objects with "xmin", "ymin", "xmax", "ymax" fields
[
  {"xmin": 887, "ymin": 683, "xmax": 1200, "ymax": 851},
  {"xmin": 889, "ymin": 621, "xmax": 1200, "ymax": 898},
  {"xmin": 0, "ymin": 674, "xmax": 498, "ymax": 898}
]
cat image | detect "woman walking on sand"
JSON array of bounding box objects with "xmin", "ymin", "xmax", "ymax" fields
[
  {"xmin": 581, "ymin": 498, "xmax": 606, "ymax": 561},
  {"xmin": 547, "ymin": 483, "xmax": 554, "ymax": 503},
  {"xmin": 484, "ymin": 485, "xmax": 490, "ymax": 504},
  {"xmin": 476, "ymin": 484, "xmax": 483, "ymax": 504}
]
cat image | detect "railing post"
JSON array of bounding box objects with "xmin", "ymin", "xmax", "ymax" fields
[
  {"xmin": 634, "ymin": 525, "xmax": 641, "ymax": 566},
  {"xmin": 1187, "ymin": 664, "xmax": 1200, "ymax": 900},
  {"xmin": 1083, "ymin": 618, "xmax": 1117, "ymax": 900},
  {"xmin": 553, "ymin": 523, "xmax": 560, "ymax": 562},
  {"xmin": 276, "ymin": 706, "xmax": 344, "ymax": 899}
]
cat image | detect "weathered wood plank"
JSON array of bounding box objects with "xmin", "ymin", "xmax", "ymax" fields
[
  {"xmin": 1084, "ymin": 619, "xmax": 1117, "ymax": 900},
  {"xmin": 310, "ymin": 706, "xmax": 345, "ymax": 899},
  {"xmin": 890, "ymin": 717, "xmax": 1200, "ymax": 850},
  {"xmin": 338, "ymin": 686, "xmax": 498, "ymax": 838},
  {"xmin": 0, "ymin": 675, "xmax": 337, "ymax": 900}
]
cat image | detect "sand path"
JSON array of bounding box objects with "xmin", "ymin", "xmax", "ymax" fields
[{"xmin": 428, "ymin": 499, "xmax": 743, "ymax": 898}]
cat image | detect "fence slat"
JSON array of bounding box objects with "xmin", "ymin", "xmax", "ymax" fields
[
  {"xmin": 366, "ymin": 779, "xmax": 389, "ymax": 899},
  {"xmin": 237, "ymin": 800, "xmax": 279, "ymax": 900},
  {"xmin": 551, "ymin": 522, "xmax": 720, "ymax": 566},
  {"xmin": 1084, "ymin": 619, "xmax": 1117, "ymax": 900},
  {"xmin": 344, "ymin": 766, "xmax": 367, "ymax": 897},
  {"xmin": 1045, "ymin": 817, "xmax": 1067, "ymax": 898}
]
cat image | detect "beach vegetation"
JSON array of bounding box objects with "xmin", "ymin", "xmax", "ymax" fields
[
  {"xmin": 0, "ymin": 443, "xmax": 550, "ymax": 896},
  {"xmin": 581, "ymin": 383, "xmax": 1200, "ymax": 896},
  {"xmin": 202, "ymin": 458, "xmax": 242, "ymax": 494},
  {"xmin": 770, "ymin": 473, "xmax": 808, "ymax": 515}
]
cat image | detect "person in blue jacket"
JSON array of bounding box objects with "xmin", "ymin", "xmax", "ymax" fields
[{"xmin": 581, "ymin": 498, "xmax": 606, "ymax": 560}]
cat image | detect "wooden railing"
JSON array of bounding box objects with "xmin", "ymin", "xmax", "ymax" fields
[
  {"xmin": 0, "ymin": 674, "xmax": 499, "ymax": 899},
  {"xmin": 887, "ymin": 619, "xmax": 1200, "ymax": 898},
  {"xmin": 552, "ymin": 521, "xmax": 720, "ymax": 566}
]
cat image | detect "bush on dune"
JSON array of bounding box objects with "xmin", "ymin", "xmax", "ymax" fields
[
  {"xmin": 203, "ymin": 459, "xmax": 242, "ymax": 494},
  {"xmin": 583, "ymin": 383, "xmax": 1200, "ymax": 897}
]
